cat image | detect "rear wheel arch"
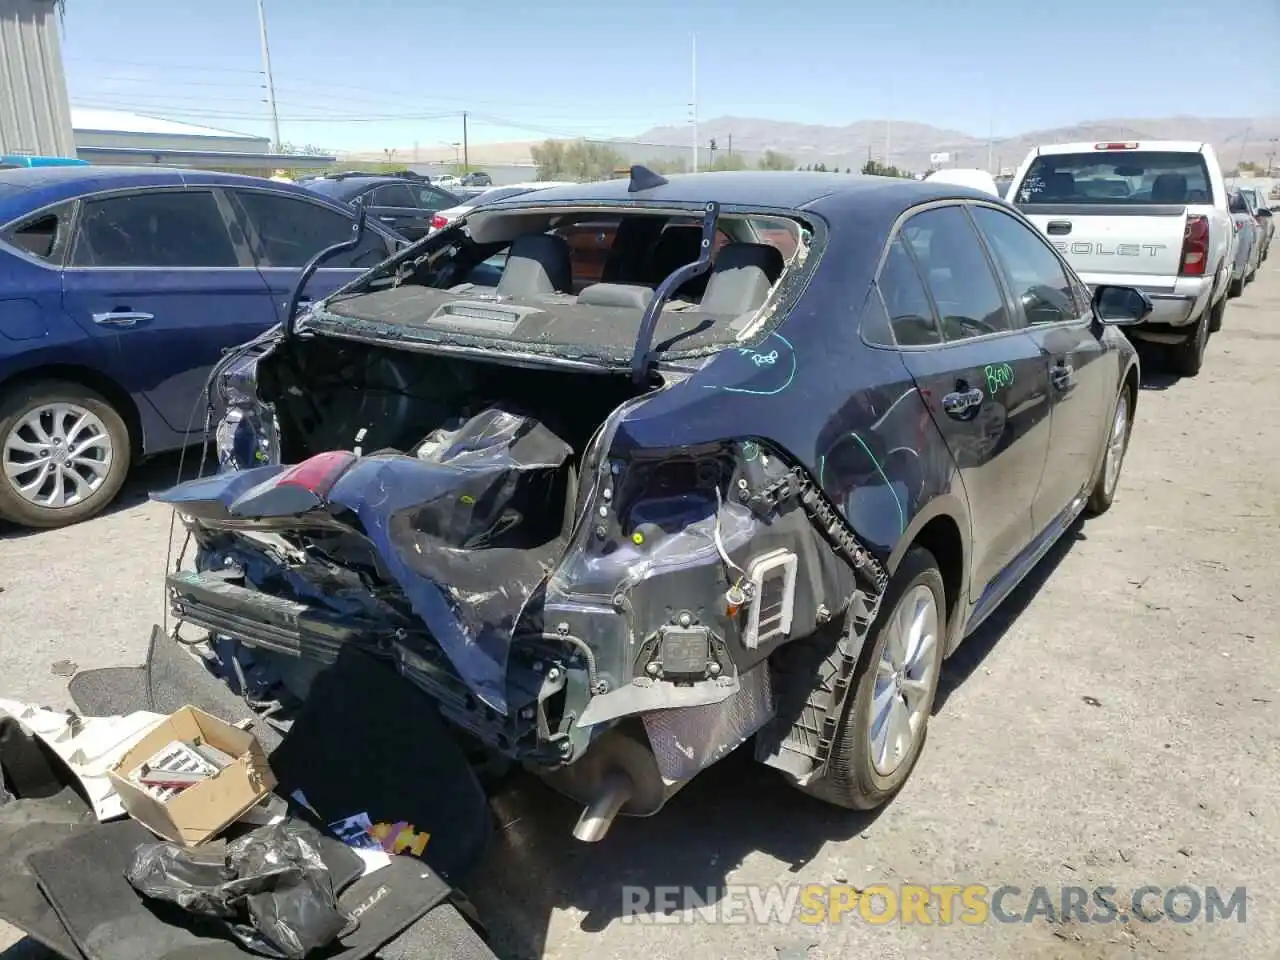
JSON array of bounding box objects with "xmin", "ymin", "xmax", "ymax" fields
[
  {"xmin": 885, "ymin": 503, "xmax": 967, "ymax": 654},
  {"xmin": 0, "ymin": 364, "xmax": 144, "ymax": 457},
  {"xmin": 1122, "ymin": 362, "xmax": 1139, "ymax": 415}
]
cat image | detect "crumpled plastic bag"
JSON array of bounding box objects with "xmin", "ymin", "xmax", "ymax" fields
[{"xmin": 126, "ymin": 821, "xmax": 350, "ymax": 959}]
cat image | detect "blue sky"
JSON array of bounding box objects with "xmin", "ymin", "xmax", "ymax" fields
[{"xmin": 60, "ymin": 0, "xmax": 1277, "ymax": 154}]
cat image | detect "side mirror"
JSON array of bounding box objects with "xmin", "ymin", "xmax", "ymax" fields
[
  {"xmin": 1257, "ymin": 207, "xmax": 1273, "ymax": 219},
  {"xmin": 1092, "ymin": 285, "xmax": 1152, "ymax": 326}
]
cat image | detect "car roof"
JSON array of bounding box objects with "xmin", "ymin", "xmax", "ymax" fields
[
  {"xmin": 924, "ymin": 168, "xmax": 1001, "ymax": 196},
  {"xmin": 1032, "ymin": 140, "xmax": 1207, "ymax": 156},
  {"xmin": 477, "ymin": 170, "xmax": 998, "ymax": 219},
  {"xmin": 0, "ymin": 164, "xmax": 351, "ymax": 222},
  {"xmin": 302, "ymin": 174, "xmax": 427, "ymax": 202}
]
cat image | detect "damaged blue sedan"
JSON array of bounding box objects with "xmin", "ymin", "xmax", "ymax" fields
[{"xmin": 158, "ymin": 168, "xmax": 1146, "ymax": 840}]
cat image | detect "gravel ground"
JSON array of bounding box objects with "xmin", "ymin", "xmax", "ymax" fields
[{"xmin": 2, "ymin": 261, "xmax": 1277, "ymax": 959}]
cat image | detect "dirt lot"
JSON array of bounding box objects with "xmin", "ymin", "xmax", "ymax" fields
[{"xmin": 2, "ymin": 262, "xmax": 1277, "ymax": 960}]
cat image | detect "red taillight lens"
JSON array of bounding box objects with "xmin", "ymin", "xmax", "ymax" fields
[
  {"xmin": 430, "ymin": 214, "xmax": 449, "ymax": 230},
  {"xmin": 275, "ymin": 451, "xmax": 356, "ymax": 496},
  {"xmin": 1180, "ymin": 214, "xmax": 1209, "ymax": 276},
  {"xmin": 1234, "ymin": 221, "xmax": 1242, "ymax": 233}
]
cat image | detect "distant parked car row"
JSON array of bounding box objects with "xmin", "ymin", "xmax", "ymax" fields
[
  {"xmin": 428, "ymin": 181, "xmax": 578, "ymax": 232},
  {"xmin": 299, "ymin": 171, "xmax": 462, "ymax": 240},
  {"xmin": 0, "ymin": 165, "xmax": 408, "ymax": 528}
]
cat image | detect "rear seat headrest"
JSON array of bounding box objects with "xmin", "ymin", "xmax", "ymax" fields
[
  {"xmin": 577, "ymin": 283, "xmax": 655, "ymax": 309},
  {"xmin": 497, "ymin": 232, "xmax": 572, "ymax": 296},
  {"xmin": 700, "ymin": 242, "xmax": 786, "ymax": 316},
  {"xmin": 1151, "ymin": 173, "xmax": 1188, "ymax": 204}
]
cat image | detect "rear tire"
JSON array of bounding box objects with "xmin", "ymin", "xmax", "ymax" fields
[
  {"xmin": 1086, "ymin": 383, "xmax": 1133, "ymax": 516},
  {"xmin": 809, "ymin": 547, "xmax": 946, "ymax": 811},
  {"xmin": 1169, "ymin": 315, "xmax": 1207, "ymax": 378},
  {"xmin": 0, "ymin": 380, "xmax": 132, "ymax": 529},
  {"xmin": 1228, "ymin": 275, "xmax": 1244, "ymax": 298},
  {"xmin": 1208, "ymin": 293, "xmax": 1227, "ymax": 333}
]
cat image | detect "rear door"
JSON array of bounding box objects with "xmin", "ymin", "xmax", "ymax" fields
[
  {"xmin": 885, "ymin": 204, "xmax": 1053, "ymax": 598},
  {"xmin": 363, "ymin": 182, "xmax": 455, "ymax": 241},
  {"xmin": 969, "ymin": 203, "xmax": 1113, "ymax": 531},
  {"xmin": 227, "ymin": 188, "xmax": 395, "ymax": 322},
  {"xmin": 58, "ymin": 187, "xmax": 277, "ymax": 435}
]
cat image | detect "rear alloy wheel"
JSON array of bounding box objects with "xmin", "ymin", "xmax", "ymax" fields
[
  {"xmin": 1170, "ymin": 314, "xmax": 1208, "ymax": 377},
  {"xmin": 1086, "ymin": 385, "xmax": 1132, "ymax": 516},
  {"xmin": 0, "ymin": 381, "xmax": 131, "ymax": 528},
  {"xmin": 813, "ymin": 547, "xmax": 946, "ymax": 811}
]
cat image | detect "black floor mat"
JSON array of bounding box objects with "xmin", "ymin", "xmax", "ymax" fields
[
  {"xmin": 267, "ymin": 647, "xmax": 492, "ymax": 886},
  {"xmin": 64, "ymin": 666, "xmax": 149, "ymax": 719},
  {"xmin": 0, "ymin": 715, "xmax": 75, "ymax": 801},
  {"xmin": 67, "ymin": 627, "xmax": 283, "ymax": 752},
  {"xmin": 0, "ymin": 788, "xmax": 93, "ymax": 959},
  {"xmin": 28, "ymin": 818, "xmax": 454, "ymax": 960}
]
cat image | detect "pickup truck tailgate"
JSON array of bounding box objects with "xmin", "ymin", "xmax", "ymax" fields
[{"xmin": 1019, "ymin": 204, "xmax": 1187, "ymax": 289}]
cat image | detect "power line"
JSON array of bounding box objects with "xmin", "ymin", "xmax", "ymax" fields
[
  {"xmin": 65, "ymin": 56, "xmax": 265, "ymax": 74},
  {"xmin": 467, "ymin": 113, "xmax": 639, "ymax": 140},
  {"xmin": 70, "ymin": 100, "xmax": 465, "ymax": 124},
  {"xmin": 67, "ymin": 62, "xmax": 668, "ymax": 115}
]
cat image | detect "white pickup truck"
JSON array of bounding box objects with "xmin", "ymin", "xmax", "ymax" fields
[{"xmin": 1005, "ymin": 140, "xmax": 1233, "ymax": 375}]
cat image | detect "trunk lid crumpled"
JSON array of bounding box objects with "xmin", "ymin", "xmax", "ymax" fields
[{"xmin": 158, "ymin": 407, "xmax": 574, "ymax": 715}]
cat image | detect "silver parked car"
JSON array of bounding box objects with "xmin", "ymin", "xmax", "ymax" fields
[
  {"xmin": 1227, "ymin": 188, "xmax": 1261, "ymax": 296},
  {"xmin": 1237, "ymin": 186, "xmax": 1273, "ymax": 261}
]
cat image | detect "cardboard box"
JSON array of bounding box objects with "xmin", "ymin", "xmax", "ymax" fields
[{"xmin": 108, "ymin": 705, "xmax": 276, "ymax": 846}]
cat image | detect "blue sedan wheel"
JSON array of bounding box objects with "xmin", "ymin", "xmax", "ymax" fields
[{"xmin": 0, "ymin": 381, "xmax": 132, "ymax": 529}]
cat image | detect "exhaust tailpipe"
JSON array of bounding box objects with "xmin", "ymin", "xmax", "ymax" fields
[{"xmin": 572, "ymin": 770, "xmax": 634, "ymax": 842}]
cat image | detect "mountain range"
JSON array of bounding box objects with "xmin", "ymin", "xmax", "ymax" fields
[
  {"xmin": 628, "ymin": 116, "xmax": 1280, "ymax": 174},
  {"xmin": 351, "ymin": 116, "xmax": 1280, "ymax": 175}
]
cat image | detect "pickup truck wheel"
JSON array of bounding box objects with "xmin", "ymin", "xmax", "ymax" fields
[
  {"xmin": 1086, "ymin": 384, "xmax": 1132, "ymax": 516},
  {"xmin": 1208, "ymin": 292, "xmax": 1227, "ymax": 333},
  {"xmin": 814, "ymin": 547, "xmax": 946, "ymax": 811},
  {"xmin": 1170, "ymin": 316, "xmax": 1207, "ymax": 378},
  {"xmin": 0, "ymin": 380, "xmax": 132, "ymax": 529}
]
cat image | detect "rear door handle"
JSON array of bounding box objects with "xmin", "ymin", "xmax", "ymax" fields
[
  {"xmin": 92, "ymin": 310, "xmax": 153, "ymax": 327},
  {"xmin": 1052, "ymin": 361, "xmax": 1075, "ymax": 389},
  {"xmin": 1047, "ymin": 220, "xmax": 1072, "ymax": 236},
  {"xmin": 942, "ymin": 386, "xmax": 984, "ymax": 419}
]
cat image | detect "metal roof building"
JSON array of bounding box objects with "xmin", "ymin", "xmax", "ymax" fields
[
  {"xmin": 69, "ymin": 108, "xmax": 337, "ymax": 174},
  {"xmin": 0, "ymin": 0, "xmax": 76, "ymax": 158}
]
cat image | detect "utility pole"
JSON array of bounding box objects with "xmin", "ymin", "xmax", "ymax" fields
[
  {"xmin": 987, "ymin": 118, "xmax": 994, "ymax": 173},
  {"xmin": 690, "ymin": 33, "xmax": 699, "ymax": 173},
  {"xmin": 255, "ymin": 0, "xmax": 282, "ymax": 152},
  {"xmin": 727, "ymin": 133, "xmax": 733, "ymax": 156},
  {"xmin": 885, "ymin": 118, "xmax": 891, "ymax": 169},
  {"xmin": 1236, "ymin": 127, "xmax": 1251, "ymax": 172},
  {"xmin": 462, "ymin": 111, "xmax": 469, "ymax": 168},
  {"xmin": 1265, "ymin": 138, "xmax": 1277, "ymax": 176}
]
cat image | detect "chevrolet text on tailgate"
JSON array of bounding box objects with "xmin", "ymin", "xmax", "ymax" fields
[{"xmin": 1007, "ymin": 140, "xmax": 1232, "ymax": 376}]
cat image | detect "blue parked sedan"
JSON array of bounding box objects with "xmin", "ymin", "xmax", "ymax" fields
[{"xmin": 0, "ymin": 165, "xmax": 404, "ymax": 529}]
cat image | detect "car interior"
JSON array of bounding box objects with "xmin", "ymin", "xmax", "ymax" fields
[{"xmin": 319, "ymin": 210, "xmax": 803, "ymax": 357}]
